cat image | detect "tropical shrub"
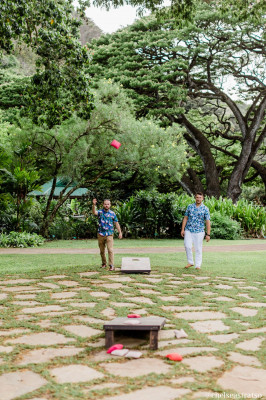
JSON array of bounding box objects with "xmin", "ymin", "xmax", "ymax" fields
[
  {"xmin": 210, "ymin": 212, "xmax": 242, "ymax": 240},
  {"xmin": 0, "ymin": 231, "xmax": 44, "ymax": 247}
]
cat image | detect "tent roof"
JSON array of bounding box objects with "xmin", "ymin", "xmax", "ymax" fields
[{"xmin": 29, "ymin": 178, "xmax": 88, "ymax": 198}]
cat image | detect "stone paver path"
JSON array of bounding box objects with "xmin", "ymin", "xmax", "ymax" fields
[{"xmin": 0, "ymin": 265, "xmax": 265, "ymax": 400}]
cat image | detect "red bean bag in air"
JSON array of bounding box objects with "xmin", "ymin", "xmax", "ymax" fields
[{"xmin": 111, "ymin": 139, "xmax": 121, "ymax": 149}]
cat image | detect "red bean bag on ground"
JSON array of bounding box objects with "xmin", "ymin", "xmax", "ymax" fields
[
  {"xmin": 127, "ymin": 314, "xmax": 141, "ymax": 318},
  {"xmin": 107, "ymin": 344, "xmax": 123, "ymax": 354},
  {"xmin": 165, "ymin": 353, "xmax": 183, "ymax": 361}
]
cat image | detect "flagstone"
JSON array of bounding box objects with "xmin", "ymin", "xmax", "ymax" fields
[
  {"xmin": 192, "ymin": 391, "xmax": 216, "ymax": 398},
  {"xmin": 228, "ymin": 352, "xmax": 261, "ymax": 366},
  {"xmin": 99, "ymin": 283, "xmax": 124, "ymax": 289},
  {"xmin": 79, "ymin": 271, "xmax": 99, "ymax": 277},
  {"xmin": 0, "ymin": 279, "xmax": 36, "ymax": 285},
  {"xmin": 231, "ymin": 307, "xmax": 258, "ymax": 317},
  {"xmin": 90, "ymin": 350, "xmax": 118, "ymax": 362},
  {"xmin": 140, "ymin": 289, "xmax": 161, "ymax": 295},
  {"xmin": 174, "ymin": 311, "xmax": 226, "ymax": 320},
  {"xmin": 69, "ymin": 302, "xmax": 95, "ymax": 308},
  {"xmin": 84, "ymin": 382, "xmax": 122, "ymax": 393},
  {"xmin": 236, "ymin": 337, "xmax": 264, "ymax": 351},
  {"xmin": 50, "ymin": 291, "xmax": 77, "ymax": 299},
  {"xmin": 194, "ymin": 276, "xmax": 210, "ymax": 280},
  {"xmin": 217, "ymin": 366, "xmax": 266, "ymax": 396},
  {"xmin": 57, "ymin": 280, "xmax": 80, "ymax": 287},
  {"xmin": 130, "ymin": 308, "xmax": 147, "ymax": 314},
  {"xmin": 214, "ymin": 296, "xmax": 234, "ymax": 302},
  {"xmin": 158, "ymin": 339, "xmax": 191, "ymax": 348},
  {"xmin": 159, "ymin": 330, "xmax": 176, "ymax": 339},
  {"xmin": 190, "ymin": 320, "xmax": 229, "ymax": 333},
  {"xmin": 101, "ymin": 386, "xmax": 191, "ymax": 400},
  {"xmin": 36, "ymin": 320, "xmax": 55, "ymax": 328},
  {"xmin": 74, "ymin": 315, "xmax": 106, "ymax": 324},
  {"xmin": 158, "ymin": 296, "xmax": 179, "ymax": 302},
  {"xmin": 14, "ymin": 294, "xmax": 36, "ymax": 299},
  {"xmin": 63, "ymin": 324, "xmax": 101, "ymax": 338},
  {"xmin": 38, "ymin": 282, "xmax": 60, "ymax": 289},
  {"xmin": 0, "ymin": 345, "xmax": 13, "ymax": 353},
  {"xmin": 238, "ymin": 293, "xmax": 252, "ymax": 299},
  {"xmin": 108, "ymin": 276, "xmax": 133, "ymax": 282},
  {"xmin": 101, "ymin": 358, "xmax": 171, "ymax": 377},
  {"xmin": 88, "ymin": 338, "xmax": 106, "ymax": 347},
  {"xmin": 0, "ymin": 370, "xmax": 47, "ymax": 400},
  {"xmin": 167, "ymin": 306, "xmax": 207, "ymax": 312},
  {"xmin": 50, "ymin": 364, "xmax": 104, "ymax": 383},
  {"xmin": 208, "ymin": 333, "xmax": 239, "ymax": 343},
  {"xmin": 170, "ymin": 377, "xmax": 195, "ymax": 384},
  {"xmin": 134, "ymin": 297, "xmax": 154, "ymax": 305},
  {"xmin": 202, "ymin": 291, "xmax": 216, "ymax": 296},
  {"xmin": 240, "ymin": 286, "xmax": 258, "ymax": 290},
  {"xmin": 215, "ymin": 284, "xmax": 233, "ymax": 289},
  {"xmin": 101, "ymin": 308, "xmax": 116, "ymax": 318},
  {"xmin": 7, "ymin": 332, "xmax": 73, "ymax": 345},
  {"xmin": 90, "ymin": 291, "xmax": 110, "ymax": 298},
  {"xmin": 182, "ymin": 355, "xmax": 224, "ymax": 372},
  {"xmin": 111, "ymin": 302, "xmax": 137, "ymax": 308},
  {"xmin": 41, "ymin": 310, "xmax": 77, "ymax": 316},
  {"xmin": 245, "ymin": 327, "xmax": 266, "ymax": 333},
  {"xmin": 17, "ymin": 346, "xmax": 84, "ymax": 365},
  {"xmin": 43, "ymin": 275, "xmax": 67, "ymax": 279},
  {"xmin": 0, "ymin": 293, "xmax": 8, "ymax": 300},
  {"xmin": 157, "ymin": 346, "xmax": 218, "ymax": 357},
  {"xmin": 242, "ymin": 302, "xmax": 266, "ymax": 308},
  {"xmin": 12, "ymin": 301, "xmax": 41, "ymax": 306},
  {"xmin": 21, "ymin": 305, "xmax": 65, "ymax": 314},
  {"xmin": 0, "ymin": 328, "xmax": 31, "ymax": 336},
  {"xmin": 145, "ymin": 278, "xmax": 162, "ymax": 283},
  {"xmin": 3, "ymin": 286, "xmax": 38, "ymax": 292}
]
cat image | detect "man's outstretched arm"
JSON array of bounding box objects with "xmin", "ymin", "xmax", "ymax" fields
[{"xmin": 92, "ymin": 198, "xmax": 98, "ymax": 216}]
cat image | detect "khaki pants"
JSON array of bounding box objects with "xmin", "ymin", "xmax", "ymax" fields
[{"xmin": 97, "ymin": 234, "xmax": 114, "ymax": 266}]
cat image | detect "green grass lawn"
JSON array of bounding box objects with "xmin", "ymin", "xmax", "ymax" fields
[
  {"xmin": 42, "ymin": 238, "xmax": 266, "ymax": 249},
  {"xmin": 0, "ymin": 249, "xmax": 265, "ymax": 280}
]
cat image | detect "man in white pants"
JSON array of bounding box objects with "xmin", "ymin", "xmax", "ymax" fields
[{"xmin": 181, "ymin": 193, "xmax": 211, "ymax": 270}]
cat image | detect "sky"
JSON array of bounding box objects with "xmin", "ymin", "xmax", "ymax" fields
[{"xmin": 85, "ymin": 5, "xmax": 147, "ymax": 33}]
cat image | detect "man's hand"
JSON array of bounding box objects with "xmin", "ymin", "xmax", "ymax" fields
[
  {"xmin": 92, "ymin": 198, "xmax": 97, "ymax": 205},
  {"xmin": 205, "ymin": 235, "xmax": 210, "ymax": 242},
  {"xmin": 181, "ymin": 230, "xmax": 185, "ymax": 238},
  {"xmin": 118, "ymin": 232, "xmax": 123, "ymax": 239}
]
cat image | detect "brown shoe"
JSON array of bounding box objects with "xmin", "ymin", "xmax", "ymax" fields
[
  {"xmin": 109, "ymin": 265, "xmax": 115, "ymax": 271},
  {"xmin": 185, "ymin": 264, "xmax": 194, "ymax": 269},
  {"xmin": 101, "ymin": 264, "xmax": 106, "ymax": 268}
]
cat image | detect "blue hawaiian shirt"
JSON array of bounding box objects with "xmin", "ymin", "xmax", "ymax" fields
[
  {"xmin": 97, "ymin": 209, "xmax": 118, "ymax": 236},
  {"xmin": 185, "ymin": 203, "xmax": 210, "ymax": 233}
]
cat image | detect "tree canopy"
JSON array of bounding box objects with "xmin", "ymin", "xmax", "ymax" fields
[{"xmin": 89, "ymin": 3, "xmax": 266, "ymax": 201}]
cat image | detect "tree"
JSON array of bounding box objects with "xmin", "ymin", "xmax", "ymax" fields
[
  {"xmin": 89, "ymin": 4, "xmax": 266, "ymax": 201},
  {"xmin": 0, "ymin": 0, "xmax": 94, "ymax": 127},
  {"xmin": 8, "ymin": 80, "xmax": 186, "ymax": 236}
]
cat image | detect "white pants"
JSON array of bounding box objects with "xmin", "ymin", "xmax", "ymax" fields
[{"xmin": 184, "ymin": 231, "xmax": 205, "ymax": 268}]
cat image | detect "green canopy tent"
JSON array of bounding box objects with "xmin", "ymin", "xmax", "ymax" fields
[{"xmin": 29, "ymin": 177, "xmax": 89, "ymax": 199}]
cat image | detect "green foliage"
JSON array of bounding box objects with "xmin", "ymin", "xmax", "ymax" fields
[
  {"xmin": 0, "ymin": 0, "xmax": 93, "ymax": 127},
  {"xmin": 210, "ymin": 211, "xmax": 242, "ymax": 240},
  {"xmin": 0, "ymin": 231, "xmax": 44, "ymax": 247}
]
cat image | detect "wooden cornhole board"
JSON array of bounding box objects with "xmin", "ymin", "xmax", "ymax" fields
[
  {"xmin": 121, "ymin": 257, "xmax": 151, "ymax": 274},
  {"xmin": 104, "ymin": 316, "xmax": 166, "ymax": 350}
]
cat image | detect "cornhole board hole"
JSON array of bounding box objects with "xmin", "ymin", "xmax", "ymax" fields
[
  {"xmin": 121, "ymin": 257, "xmax": 151, "ymax": 274},
  {"xmin": 104, "ymin": 317, "xmax": 166, "ymax": 350}
]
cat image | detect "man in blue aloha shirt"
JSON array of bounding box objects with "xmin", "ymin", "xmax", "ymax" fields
[
  {"xmin": 92, "ymin": 198, "xmax": 122, "ymax": 271},
  {"xmin": 181, "ymin": 192, "xmax": 211, "ymax": 270}
]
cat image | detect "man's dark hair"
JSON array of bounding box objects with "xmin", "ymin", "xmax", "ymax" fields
[{"xmin": 195, "ymin": 192, "xmax": 204, "ymax": 197}]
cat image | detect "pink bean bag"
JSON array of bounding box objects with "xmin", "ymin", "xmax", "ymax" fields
[
  {"xmin": 165, "ymin": 353, "xmax": 183, "ymax": 361},
  {"xmin": 127, "ymin": 314, "xmax": 141, "ymax": 318},
  {"xmin": 111, "ymin": 139, "xmax": 121, "ymax": 149},
  {"xmin": 107, "ymin": 344, "xmax": 123, "ymax": 354}
]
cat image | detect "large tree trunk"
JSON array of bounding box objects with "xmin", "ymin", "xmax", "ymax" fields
[
  {"xmin": 175, "ymin": 114, "xmax": 221, "ymax": 198},
  {"xmin": 180, "ymin": 168, "xmax": 205, "ymax": 195}
]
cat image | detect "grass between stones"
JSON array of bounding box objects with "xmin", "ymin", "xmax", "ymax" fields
[{"xmin": 0, "ymin": 242, "xmax": 265, "ymax": 400}]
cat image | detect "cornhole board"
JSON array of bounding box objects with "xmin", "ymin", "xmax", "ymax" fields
[
  {"xmin": 103, "ymin": 316, "xmax": 165, "ymax": 350},
  {"xmin": 121, "ymin": 257, "xmax": 151, "ymax": 274}
]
